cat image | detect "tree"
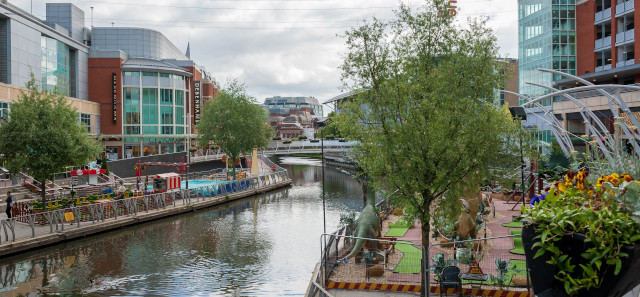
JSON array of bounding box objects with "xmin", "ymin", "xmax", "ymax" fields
[
  {"xmin": 197, "ymin": 80, "xmax": 272, "ymax": 179},
  {"xmin": 335, "ymin": 1, "xmax": 517, "ymax": 249},
  {"xmin": 321, "ymin": 111, "xmax": 342, "ymax": 138},
  {"xmin": 0, "ymin": 74, "xmax": 102, "ymax": 209}
]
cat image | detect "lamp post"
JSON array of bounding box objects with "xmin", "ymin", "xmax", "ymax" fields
[
  {"xmin": 316, "ymin": 117, "xmax": 332, "ymax": 234},
  {"xmin": 509, "ymin": 107, "xmax": 527, "ymax": 211}
]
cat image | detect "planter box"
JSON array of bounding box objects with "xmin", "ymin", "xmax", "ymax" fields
[{"xmin": 523, "ymin": 223, "xmax": 640, "ymax": 297}]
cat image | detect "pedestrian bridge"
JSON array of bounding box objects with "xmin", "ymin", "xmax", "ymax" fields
[{"xmin": 190, "ymin": 140, "xmax": 355, "ymax": 163}]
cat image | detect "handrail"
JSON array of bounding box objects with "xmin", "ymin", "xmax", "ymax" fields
[
  {"xmin": 505, "ymin": 170, "xmax": 534, "ymax": 204},
  {"xmin": 510, "ymin": 175, "xmax": 541, "ymax": 211}
]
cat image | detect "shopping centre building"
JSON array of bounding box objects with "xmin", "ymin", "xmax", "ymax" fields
[{"xmin": 0, "ymin": 1, "xmax": 219, "ymax": 159}]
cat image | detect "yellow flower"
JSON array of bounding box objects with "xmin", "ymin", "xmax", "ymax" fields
[
  {"xmin": 611, "ymin": 173, "xmax": 620, "ymax": 179},
  {"xmin": 558, "ymin": 182, "xmax": 567, "ymax": 192}
]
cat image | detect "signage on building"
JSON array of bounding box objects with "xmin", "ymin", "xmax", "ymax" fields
[
  {"xmin": 112, "ymin": 73, "xmax": 117, "ymax": 123},
  {"xmin": 194, "ymin": 80, "xmax": 201, "ymax": 125}
]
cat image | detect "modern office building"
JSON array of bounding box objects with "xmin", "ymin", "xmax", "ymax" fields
[
  {"xmin": 0, "ymin": 1, "xmax": 100, "ymax": 134},
  {"xmin": 264, "ymin": 96, "xmax": 323, "ymax": 116},
  {"xmin": 0, "ymin": 1, "xmax": 220, "ymax": 159},
  {"xmin": 518, "ymin": 0, "xmax": 576, "ymax": 144},
  {"xmin": 551, "ymin": 0, "xmax": 640, "ymax": 140}
]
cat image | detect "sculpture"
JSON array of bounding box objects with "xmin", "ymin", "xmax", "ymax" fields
[{"xmin": 344, "ymin": 187, "xmax": 381, "ymax": 260}]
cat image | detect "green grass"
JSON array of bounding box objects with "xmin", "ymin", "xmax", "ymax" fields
[
  {"xmin": 510, "ymin": 229, "xmax": 522, "ymax": 235},
  {"xmin": 393, "ymin": 241, "xmax": 422, "ymax": 274},
  {"xmin": 509, "ymin": 236, "xmax": 525, "ymax": 255}
]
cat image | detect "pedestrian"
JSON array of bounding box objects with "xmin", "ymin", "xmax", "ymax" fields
[
  {"xmin": 117, "ymin": 181, "xmax": 126, "ymax": 199},
  {"xmin": 5, "ymin": 191, "xmax": 13, "ymax": 219}
]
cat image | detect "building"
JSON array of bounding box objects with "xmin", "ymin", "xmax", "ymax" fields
[
  {"xmin": 550, "ymin": 0, "xmax": 640, "ymax": 144},
  {"xmin": 0, "ymin": 1, "xmax": 220, "ymax": 159},
  {"xmin": 0, "ymin": 1, "xmax": 100, "ymax": 134},
  {"xmin": 518, "ymin": 0, "xmax": 576, "ymax": 144},
  {"xmin": 264, "ymin": 96, "xmax": 322, "ymax": 139},
  {"xmin": 264, "ymin": 96, "xmax": 323, "ymax": 116},
  {"xmin": 89, "ymin": 28, "xmax": 218, "ymax": 158},
  {"xmin": 495, "ymin": 58, "xmax": 520, "ymax": 107}
]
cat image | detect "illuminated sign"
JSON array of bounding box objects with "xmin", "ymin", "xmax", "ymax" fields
[
  {"xmin": 112, "ymin": 73, "xmax": 117, "ymax": 123},
  {"xmin": 194, "ymin": 80, "xmax": 201, "ymax": 125}
]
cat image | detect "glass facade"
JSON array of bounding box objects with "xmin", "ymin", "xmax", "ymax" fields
[
  {"xmin": 122, "ymin": 71, "xmax": 188, "ymax": 157},
  {"xmin": 41, "ymin": 35, "xmax": 70, "ymax": 96},
  {"xmin": 519, "ymin": 0, "xmax": 576, "ymax": 106},
  {"xmin": 0, "ymin": 102, "xmax": 8, "ymax": 120}
]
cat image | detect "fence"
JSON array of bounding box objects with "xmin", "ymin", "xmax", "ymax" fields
[
  {"xmin": 311, "ymin": 232, "xmax": 531, "ymax": 297},
  {"xmin": 426, "ymin": 235, "xmax": 531, "ymax": 296},
  {"xmin": 0, "ymin": 169, "xmax": 290, "ymax": 245}
]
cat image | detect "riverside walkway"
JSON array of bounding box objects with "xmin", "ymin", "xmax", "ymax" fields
[{"xmin": 0, "ymin": 169, "xmax": 291, "ymax": 257}]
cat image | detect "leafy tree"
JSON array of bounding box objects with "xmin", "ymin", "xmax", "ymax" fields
[
  {"xmin": 321, "ymin": 111, "xmax": 342, "ymax": 138},
  {"xmin": 0, "ymin": 74, "xmax": 102, "ymax": 209},
  {"xmin": 197, "ymin": 80, "xmax": 272, "ymax": 179},
  {"xmin": 335, "ymin": 1, "xmax": 517, "ymax": 249}
]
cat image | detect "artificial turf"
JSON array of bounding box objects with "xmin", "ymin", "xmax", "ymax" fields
[
  {"xmin": 501, "ymin": 221, "xmax": 524, "ymax": 228},
  {"xmin": 385, "ymin": 225, "xmax": 410, "ymax": 237},
  {"xmin": 393, "ymin": 241, "xmax": 422, "ymax": 274},
  {"xmin": 509, "ymin": 236, "xmax": 525, "ymax": 255},
  {"xmin": 510, "ymin": 229, "xmax": 522, "ymax": 235}
]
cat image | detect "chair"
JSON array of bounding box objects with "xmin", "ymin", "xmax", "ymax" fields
[{"xmin": 439, "ymin": 266, "xmax": 462, "ymax": 297}]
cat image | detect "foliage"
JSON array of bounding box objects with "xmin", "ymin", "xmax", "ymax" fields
[
  {"xmin": 490, "ymin": 259, "xmax": 523, "ymax": 288},
  {"xmin": 197, "ymin": 79, "xmax": 272, "ymax": 179},
  {"xmin": 189, "ymin": 147, "xmax": 197, "ymax": 152},
  {"xmin": 338, "ymin": 210, "xmax": 358, "ymax": 231},
  {"xmin": 321, "ymin": 111, "xmax": 342, "ymax": 138},
  {"xmin": 272, "ymin": 137, "xmax": 282, "ymax": 140},
  {"xmin": 298, "ymin": 135, "xmax": 308, "ymax": 140},
  {"xmin": 100, "ymin": 155, "xmax": 110, "ymax": 176},
  {"xmin": 430, "ymin": 253, "xmax": 449, "ymax": 275},
  {"xmin": 523, "ymin": 169, "xmax": 640, "ymax": 295},
  {"xmin": 334, "ymin": 1, "xmax": 518, "ymax": 248},
  {"xmin": 0, "ymin": 74, "xmax": 101, "ymax": 206}
]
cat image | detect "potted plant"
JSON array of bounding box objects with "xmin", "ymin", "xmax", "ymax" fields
[
  {"xmin": 522, "ymin": 169, "xmax": 640, "ymax": 296},
  {"xmin": 189, "ymin": 147, "xmax": 197, "ymax": 152}
]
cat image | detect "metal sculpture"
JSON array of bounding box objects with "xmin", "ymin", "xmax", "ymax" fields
[{"xmin": 508, "ymin": 69, "xmax": 640, "ymax": 166}]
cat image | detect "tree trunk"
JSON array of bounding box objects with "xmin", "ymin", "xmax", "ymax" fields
[{"xmin": 232, "ymin": 157, "xmax": 236, "ymax": 181}]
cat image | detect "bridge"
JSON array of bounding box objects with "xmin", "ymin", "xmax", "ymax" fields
[{"xmin": 190, "ymin": 140, "xmax": 355, "ymax": 163}]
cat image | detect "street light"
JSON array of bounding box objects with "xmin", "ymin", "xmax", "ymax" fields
[
  {"xmin": 509, "ymin": 106, "xmax": 527, "ymax": 211},
  {"xmin": 316, "ymin": 117, "xmax": 332, "ymax": 234}
]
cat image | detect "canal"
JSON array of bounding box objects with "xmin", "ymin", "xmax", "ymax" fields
[{"xmin": 0, "ymin": 157, "xmax": 365, "ymax": 296}]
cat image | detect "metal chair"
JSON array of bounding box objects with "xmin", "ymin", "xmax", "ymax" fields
[{"xmin": 439, "ymin": 265, "xmax": 462, "ymax": 297}]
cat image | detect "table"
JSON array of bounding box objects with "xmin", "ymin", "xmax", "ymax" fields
[{"xmin": 460, "ymin": 273, "xmax": 489, "ymax": 289}]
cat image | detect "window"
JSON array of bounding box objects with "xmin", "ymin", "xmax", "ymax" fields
[
  {"xmin": 143, "ymin": 88, "xmax": 158, "ymax": 104},
  {"xmin": 124, "ymin": 105, "xmax": 140, "ymax": 125},
  {"xmin": 161, "ymin": 126, "xmax": 173, "ymax": 134},
  {"xmin": 123, "ymin": 72, "xmax": 140, "ymax": 86},
  {"xmin": 161, "ymin": 106, "xmax": 173, "ymax": 124},
  {"xmin": 0, "ymin": 102, "xmax": 8, "ymax": 120},
  {"xmin": 124, "ymin": 126, "xmax": 140, "ymax": 135},
  {"xmin": 80, "ymin": 113, "xmax": 91, "ymax": 133},
  {"xmin": 124, "ymin": 88, "xmax": 140, "ymax": 104},
  {"xmin": 176, "ymin": 90, "xmax": 184, "ymax": 106},
  {"xmin": 160, "ymin": 89, "xmax": 173, "ymax": 104}
]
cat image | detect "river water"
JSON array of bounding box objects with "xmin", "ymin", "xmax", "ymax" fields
[{"xmin": 0, "ymin": 157, "xmax": 365, "ymax": 297}]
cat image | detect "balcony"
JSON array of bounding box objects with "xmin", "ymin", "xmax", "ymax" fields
[
  {"xmin": 615, "ymin": 29, "xmax": 635, "ymax": 46},
  {"xmin": 595, "ymin": 64, "xmax": 613, "ymax": 72},
  {"xmin": 616, "ymin": 0, "xmax": 635, "ymax": 17},
  {"xmin": 616, "ymin": 58, "xmax": 635, "ymax": 68},
  {"xmin": 595, "ymin": 35, "xmax": 612, "ymax": 51},
  {"xmin": 595, "ymin": 7, "xmax": 612, "ymax": 24}
]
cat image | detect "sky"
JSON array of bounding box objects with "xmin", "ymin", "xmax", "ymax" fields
[{"xmin": 12, "ymin": 0, "xmax": 518, "ymax": 107}]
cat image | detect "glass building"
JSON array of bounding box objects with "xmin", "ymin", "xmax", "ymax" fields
[
  {"xmin": 518, "ymin": 0, "xmax": 576, "ymax": 143},
  {"xmin": 121, "ymin": 68, "xmax": 189, "ymax": 157},
  {"xmin": 41, "ymin": 35, "xmax": 71, "ymax": 96}
]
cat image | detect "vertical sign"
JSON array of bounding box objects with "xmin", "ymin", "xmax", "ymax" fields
[
  {"xmin": 194, "ymin": 80, "xmax": 201, "ymax": 125},
  {"xmin": 112, "ymin": 73, "xmax": 117, "ymax": 123}
]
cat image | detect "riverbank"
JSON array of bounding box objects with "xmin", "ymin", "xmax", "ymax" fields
[{"xmin": 0, "ymin": 178, "xmax": 291, "ymax": 257}]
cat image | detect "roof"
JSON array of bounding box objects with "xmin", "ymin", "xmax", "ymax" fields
[
  {"xmin": 122, "ymin": 58, "xmax": 193, "ymax": 77},
  {"xmin": 324, "ymin": 90, "xmax": 358, "ymax": 105}
]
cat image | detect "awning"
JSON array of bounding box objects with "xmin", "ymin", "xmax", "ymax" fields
[{"xmin": 71, "ymin": 169, "xmax": 106, "ymax": 176}]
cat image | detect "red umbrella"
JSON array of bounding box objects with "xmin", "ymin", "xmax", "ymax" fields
[{"xmin": 179, "ymin": 157, "xmax": 186, "ymax": 172}]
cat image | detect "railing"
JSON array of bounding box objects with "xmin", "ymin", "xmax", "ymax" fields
[
  {"xmin": 595, "ymin": 7, "xmax": 611, "ymax": 24},
  {"xmin": 0, "ymin": 169, "xmax": 291, "ymax": 245},
  {"xmin": 616, "ymin": 29, "xmax": 635, "ymax": 46},
  {"xmin": 616, "ymin": 0, "xmax": 635, "ymax": 16},
  {"xmin": 568, "ymin": 82, "xmax": 640, "ymax": 99}
]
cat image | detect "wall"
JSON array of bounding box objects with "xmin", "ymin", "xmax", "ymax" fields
[
  {"xmin": 91, "ymin": 28, "xmax": 188, "ymax": 60},
  {"xmin": 576, "ymin": 0, "xmax": 596, "ymax": 75},
  {"xmin": 106, "ymin": 151, "xmax": 233, "ymax": 178},
  {"xmin": 88, "ymin": 57, "xmax": 123, "ymax": 135}
]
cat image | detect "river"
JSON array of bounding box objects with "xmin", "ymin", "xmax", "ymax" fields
[{"xmin": 0, "ymin": 157, "xmax": 364, "ymax": 296}]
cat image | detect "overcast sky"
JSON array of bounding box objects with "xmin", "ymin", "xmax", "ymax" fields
[{"xmin": 13, "ymin": 0, "xmax": 517, "ymax": 107}]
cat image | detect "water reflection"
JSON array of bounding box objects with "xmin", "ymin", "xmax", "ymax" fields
[{"xmin": 0, "ymin": 157, "xmax": 363, "ymax": 296}]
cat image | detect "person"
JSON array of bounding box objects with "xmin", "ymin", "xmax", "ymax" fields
[
  {"xmin": 5, "ymin": 191, "xmax": 13, "ymax": 219},
  {"xmin": 116, "ymin": 181, "xmax": 126, "ymax": 199}
]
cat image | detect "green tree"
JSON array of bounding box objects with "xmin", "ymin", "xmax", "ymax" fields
[
  {"xmin": 335, "ymin": 1, "xmax": 517, "ymax": 249},
  {"xmin": 0, "ymin": 74, "xmax": 102, "ymax": 209},
  {"xmin": 197, "ymin": 80, "xmax": 272, "ymax": 179},
  {"xmin": 321, "ymin": 111, "xmax": 342, "ymax": 138}
]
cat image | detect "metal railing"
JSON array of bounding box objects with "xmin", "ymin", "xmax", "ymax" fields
[{"xmin": 1, "ymin": 169, "xmax": 291, "ymax": 245}]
